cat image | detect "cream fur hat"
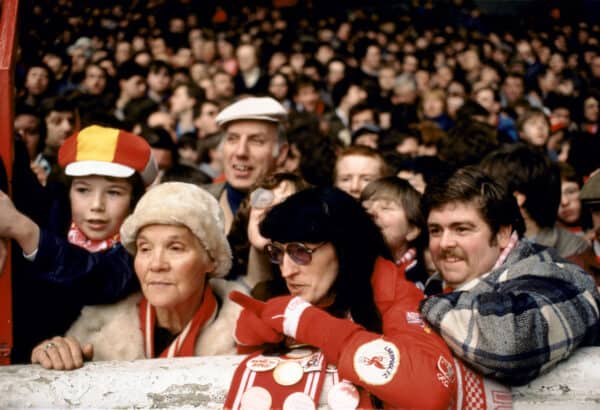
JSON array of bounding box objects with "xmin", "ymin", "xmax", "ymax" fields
[{"xmin": 120, "ymin": 182, "xmax": 232, "ymax": 278}]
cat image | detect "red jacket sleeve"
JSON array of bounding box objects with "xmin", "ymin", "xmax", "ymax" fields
[{"xmin": 297, "ymin": 258, "xmax": 456, "ymax": 409}]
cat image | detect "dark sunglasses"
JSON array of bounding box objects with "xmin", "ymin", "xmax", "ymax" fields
[{"xmin": 265, "ymin": 242, "xmax": 326, "ymax": 265}]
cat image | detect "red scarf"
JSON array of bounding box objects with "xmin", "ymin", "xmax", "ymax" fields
[
  {"xmin": 67, "ymin": 222, "xmax": 120, "ymax": 252},
  {"xmin": 139, "ymin": 286, "xmax": 217, "ymax": 358},
  {"xmin": 395, "ymin": 248, "xmax": 418, "ymax": 282}
]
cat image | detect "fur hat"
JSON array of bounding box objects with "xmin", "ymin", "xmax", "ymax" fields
[{"xmin": 120, "ymin": 182, "xmax": 232, "ymax": 278}]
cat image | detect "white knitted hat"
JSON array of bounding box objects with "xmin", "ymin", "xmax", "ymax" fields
[{"xmin": 120, "ymin": 182, "xmax": 232, "ymax": 277}]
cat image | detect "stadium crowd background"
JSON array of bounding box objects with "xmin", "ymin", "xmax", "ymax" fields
[{"xmin": 7, "ymin": 0, "xmax": 600, "ymax": 364}]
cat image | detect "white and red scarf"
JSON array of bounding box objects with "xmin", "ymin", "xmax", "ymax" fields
[
  {"xmin": 67, "ymin": 222, "xmax": 120, "ymax": 253},
  {"xmin": 139, "ymin": 286, "xmax": 217, "ymax": 358}
]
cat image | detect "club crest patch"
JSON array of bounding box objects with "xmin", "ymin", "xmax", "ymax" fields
[{"xmin": 353, "ymin": 339, "xmax": 400, "ymax": 385}]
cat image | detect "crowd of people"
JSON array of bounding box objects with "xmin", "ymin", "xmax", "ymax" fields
[{"xmin": 3, "ymin": 0, "xmax": 600, "ymax": 408}]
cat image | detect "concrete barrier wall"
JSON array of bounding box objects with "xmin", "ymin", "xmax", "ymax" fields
[{"xmin": 0, "ymin": 347, "xmax": 599, "ymax": 409}]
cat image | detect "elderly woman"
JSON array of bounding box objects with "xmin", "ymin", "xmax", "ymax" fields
[
  {"xmin": 31, "ymin": 182, "xmax": 243, "ymax": 369},
  {"xmin": 225, "ymin": 187, "xmax": 456, "ymax": 409}
]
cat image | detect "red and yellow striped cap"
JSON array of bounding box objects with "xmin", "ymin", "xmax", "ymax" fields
[{"xmin": 58, "ymin": 125, "xmax": 158, "ymax": 187}]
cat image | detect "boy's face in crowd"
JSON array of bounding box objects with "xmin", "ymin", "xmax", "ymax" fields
[
  {"xmin": 169, "ymin": 85, "xmax": 195, "ymax": 115},
  {"xmin": 335, "ymin": 155, "xmax": 383, "ymax": 199},
  {"xmin": 147, "ymin": 68, "xmax": 172, "ymax": 94},
  {"xmin": 45, "ymin": 110, "xmax": 76, "ymax": 149},
  {"xmin": 194, "ymin": 102, "xmax": 220, "ymax": 137},
  {"xmin": 521, "ymin": 115, "xmax": 550, "ymax": 147},
  {"xmin": 558, "ymin": 180, "xmax": 582, "ymax": 225},
  {"xmin": 14, "ymin": 113, "xmax": 41, "ymax": 159},
  {"xmin": 213, "ymin": 73, "xmax": 234, "ymax": 99},
  {"xmin": 25, "ymin": 67, "xmax": 50, "ymax": 96},
  {"xmin": 294, "ymin": 85, "xmax": 320, "ymax": 113},
  {"xmin": 427, "ymin": 200, "xmax": 511, "ymax": 289},
  {"xmin": 83, "ymin": 65, "xmax": 107, "ymax": 95},
  {"xmin": 70, "ymin": 175, "xmax": 133, "ymax": 240},
  {"xmin": 363, "ymin": 198, "xmax": 419, "ymax": 254},
  {"xmin": 222, "ymin": 120, "xmax": 286, "ymax": 191},
  {"xmin": 121, "ymin": 75, "xmax": 147, "ymax": 100}
]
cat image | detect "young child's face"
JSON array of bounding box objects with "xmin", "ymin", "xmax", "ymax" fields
[
  {"xmin": 70, "ymin": 175, "xmax": 133, "ymax": 240},
  {"xmin": 363, "ymin": 198, "xmax": 419, "ymax": 255}
]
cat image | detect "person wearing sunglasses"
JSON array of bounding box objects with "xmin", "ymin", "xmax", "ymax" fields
[{"xmin": 224, "ymin": 187, "xmax": 460, "ymax": 409}]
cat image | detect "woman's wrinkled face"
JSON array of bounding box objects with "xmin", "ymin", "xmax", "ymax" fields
[
  {"xmin": 135, "ymin": 224, "xmax": 213, "ymax": 310},
  {"xmin": 247, "ymin": 181, "xmax": 297, "ymax": 250}
]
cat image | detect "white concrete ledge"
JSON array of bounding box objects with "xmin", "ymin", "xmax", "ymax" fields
[{"xmin": 0, "ymin": 348, "xmax": 599, "ymax": 409}]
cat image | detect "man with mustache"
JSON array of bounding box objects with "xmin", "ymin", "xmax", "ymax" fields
[{"xmin": 419, "ymin": 166, "xmax": 600, "ymax": 386}]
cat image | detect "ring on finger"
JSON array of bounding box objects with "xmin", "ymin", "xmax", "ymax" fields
[{"xmin": 44, "ymin": 342, "xmax": 56, "ymax": 351}]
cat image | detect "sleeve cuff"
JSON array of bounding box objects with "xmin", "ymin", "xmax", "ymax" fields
[
  {"xmin": 283, "ymin": 297, "xmax": 311, "ymax": 338},
  {"xmin": 23, "ymin": 248, "xmax": 39, "ymax": 262}
]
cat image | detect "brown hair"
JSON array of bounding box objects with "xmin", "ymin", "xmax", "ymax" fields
[{"xmin": 334, "ymin": 145, "xmax": 389, "ymax": 180}]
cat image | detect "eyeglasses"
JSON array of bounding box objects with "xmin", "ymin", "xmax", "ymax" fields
[{"xmin": 265, "ymin": 242, "xmax": 326, "ymax": 265}]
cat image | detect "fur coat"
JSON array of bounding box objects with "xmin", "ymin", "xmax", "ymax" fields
[{"xmin": 66, "ymin": 278, "xmax": 245, "ymax": 360}]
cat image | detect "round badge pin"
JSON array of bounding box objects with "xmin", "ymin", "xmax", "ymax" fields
[
  {"xmin": 327, "ymin": 381, "xmax": 360, "ymax": 410},
  {"xmin": 284, "ymin": 347, "xmax": 313, "ymax": 359},
  {"xmin": 246, "ymin": 356, "xmax": 280, "ymax": 372},
  {"xmin": 282, "ymin": 392, "xmax": 316, "ymax": 410},
  {"xmin": 273, "ymin": 361, "xmax": 304, "ymax": 386},
  {"xmin": 240, "ymin": 386, "xmax": 272, "ymax": 410}
]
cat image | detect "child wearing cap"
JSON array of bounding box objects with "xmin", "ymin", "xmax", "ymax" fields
[
  {"xmin": 0, "ymin": 125, "xmax": 158, "ymax": 362},
  {"xmin": 58, "ymin": 125, "xmax": 157, "ymax": 251}
]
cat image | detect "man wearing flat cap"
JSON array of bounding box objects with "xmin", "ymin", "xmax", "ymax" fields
[{"xmin": 208, "ymin": 96, "xmax": 288, "ymax": 232}]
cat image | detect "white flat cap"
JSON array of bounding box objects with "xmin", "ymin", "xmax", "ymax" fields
[{"xmin": 216, "ymin": 96, "xmax": 287, "ymax": 127}]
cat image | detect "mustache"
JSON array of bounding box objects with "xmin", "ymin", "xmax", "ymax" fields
[{"xmin": 439, "ymin": 250, "xmax": 465, "ymax": 260}]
